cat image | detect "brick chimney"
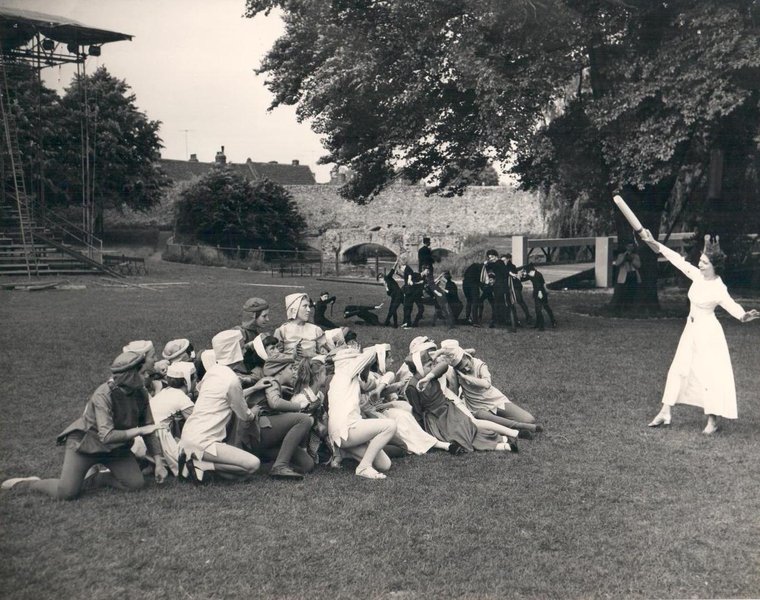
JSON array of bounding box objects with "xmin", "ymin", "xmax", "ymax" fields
[
  {"xmin": 215, "ymin": 146, "xmax": 226, "ymax": 165},
  {"xmin": 291, "ymin": 159, "xmax": 300, "ymax": 166},
  {"xmin": 189, "ymin": 153, "xmax": 198, "ymax": 162}
]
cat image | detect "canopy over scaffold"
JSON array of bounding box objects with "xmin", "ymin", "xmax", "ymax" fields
[{"xmin": 0, "ymin": 7, "xmax": 132, "ymax": 67}]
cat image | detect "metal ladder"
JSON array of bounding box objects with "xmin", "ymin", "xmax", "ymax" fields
[{"xmin": 0, "ymin": 59, "xmax": 36, "ymax": 277}]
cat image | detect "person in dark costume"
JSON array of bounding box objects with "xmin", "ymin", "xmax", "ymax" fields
[
  {"xmin": 477, "ymin": 271, "xmax": 497, "ymax": 327},
  {"xmin": 382, "ymin": 262, "xmax": 405, "ymax": 327},
  {"xmin": 418, "ymin": 237, "xmax": 433, "ymax": 272},
  {"xmin": 522, "ymin": 264, "xmax": 557, "ymax": 331},
  {"xmin": 440, "ymin": 271, "xmax": 463, "ymax": 322},
  {"xmin": 484, "ymin": 249, "xmax": 513, "ymax": 330},
  {"xmin": 502, "ymin": 253, "xmax": 533, "ymax": 326},
  {"xmin": 400, "ymin": 257, "xmax": 425, "ymax": 328},
  {"xmin": 344, "ymin": 303, "xmax": 382, "ymax": 326},
  {"xmin": 462, "ymin": 262, "xmax": 483, "ymax": 325},
  {"xmin": 314, "ymin": 292, "xmax": 338, "ymax": 329},
  {"xmin": 421, "ymin": 265, "xmax": 455, "ymax": 328}
]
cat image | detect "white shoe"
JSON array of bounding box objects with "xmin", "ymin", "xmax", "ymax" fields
[
  {"xmin": 355, "ymin": 465, "xmax": 387, "ymax": 480},
  {"xmin": 702, "ymin": 421, "xmax": 719, "ymax": 435},
  {"xmin": 648, "ymin": 414, "xmax": 671, "ymax": 427},
  {"xmin": 2, "ymin": 476, "xmax": 40, "ymax": 490}
]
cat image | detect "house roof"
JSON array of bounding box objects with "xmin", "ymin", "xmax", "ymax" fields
[{"xmin": 160, "ymin": 158, "xmax": 316, "ymax": 186}]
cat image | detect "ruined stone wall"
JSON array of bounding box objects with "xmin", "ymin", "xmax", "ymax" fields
[
  {"xmin": 287, "ymin": 183, "xmax": 545, "ymax": 237},
  {"xmin": 103, "ymin": 182, "xmax": 546, "ymax": 243}
]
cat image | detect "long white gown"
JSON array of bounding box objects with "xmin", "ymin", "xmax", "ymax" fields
[{"xmin": 658, "ymin": 245, "xmax": 747, "ymax": 418}]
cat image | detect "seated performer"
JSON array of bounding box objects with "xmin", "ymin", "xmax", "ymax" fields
[
  {"xmin": 314, "ymin": 292, "xmax": 338, "ymax": 329},
  {"xmin": 361, "ymin": 344, "xmax": 464, "ymax": 456},
  {"xmin": 404, "ymin": 347, "xmax": 518, "ymax": 453},
  {"xmin": 435, "ymin": 340, "xmax": 542, "ymax": 436},
  {"xmin": 179, "ymin": 330, "xmax": 262, "ymax": 482},
  {"xmin": 328, "ymin": 347, "xmax": 398, "ymax": 479},
  {"xmin": 274, "ymin": 293, "xmax": 328, "ymax": 356},
  {"xmin": 2, "ymin": 351, "xmax": 168, "ymax": 499}
]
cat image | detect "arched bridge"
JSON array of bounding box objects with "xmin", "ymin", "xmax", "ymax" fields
[{"xmin": 321, "ymin": 228, "xmax": 464, "ymax": 265}]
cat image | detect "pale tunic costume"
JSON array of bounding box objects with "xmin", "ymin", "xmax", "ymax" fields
[
  {"xmin": 180, "ymin": 331, "xmax": 255, "ymax": 476},
  {"xmin": 148, "ymin": 362, "xmax": 195, "ymax": 476},
  {"xmin": 327, "ymin": 348, "xmax": 378, "ymax": 447},
  {"xmin": 362, "ymin": 344, "xmax": 440, "ymax": 455},
  {"xmin": 659, "ymin": 245, "xmax": 747, "ymax": 418},
  {"xmin": 273, "ymin": 293, "xmax": 326, "ymax": 356}
]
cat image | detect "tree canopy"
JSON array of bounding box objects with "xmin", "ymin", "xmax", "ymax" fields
[
  {"xmin": 248, "ymin": 0, "xmax": 760, "ymax": 304},
  {"xmin": 249, "ymin": 0, "xmax": 760, "ymax": 202},
  {"xmin": 6, "ymin": 65, "xmax": 169, "ymax": 231},
  {"xmin": 174, "ymin": 166, "xmax": 307, "ymax": 250}
]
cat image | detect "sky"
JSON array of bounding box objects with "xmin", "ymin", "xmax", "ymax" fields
[{"xmin": 3, "ymin": 0, "xmax": 332, "ymax": 181}]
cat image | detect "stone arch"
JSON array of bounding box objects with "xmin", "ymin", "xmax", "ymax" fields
[
  {"xmin": 342, "ymin": 242, "xmax": 397, "ymax": 265},
  {"xmin": 321, "ymin": 228, "xmax": 465, "ymax": 267},
  {"xmin": 431, "ymin": 248, "xmax": 452, "ymax": 262}
]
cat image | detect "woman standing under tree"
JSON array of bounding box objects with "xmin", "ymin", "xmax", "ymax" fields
[{"xmin": 640, "ymin": 231, "xmax": 759, "ymax": 434}]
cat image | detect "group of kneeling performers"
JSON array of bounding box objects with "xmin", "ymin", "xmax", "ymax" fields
[{"xmin": 2, "ymin": 292, "xmax": 543, "ymax": 498}]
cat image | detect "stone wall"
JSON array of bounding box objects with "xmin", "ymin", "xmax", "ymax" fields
[
  {"xmin": 286, "ymin": 183, "xmax": 545, "ymax": 237},
  {"xmin": 102, "ymin": 183, "xmax": 546, "ymax": 256}
]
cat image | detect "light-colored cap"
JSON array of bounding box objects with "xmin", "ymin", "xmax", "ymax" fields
[
  {"xmin": 162, "ymin": 339, "xmax": 190, "ymax": 361},
  {"xmin": 110, "ymin": 351, "xmax": 145, "ymax": 373},
  {"xmin": 122, "ymin": 340, "xmax": 155, "ymax": 356}
]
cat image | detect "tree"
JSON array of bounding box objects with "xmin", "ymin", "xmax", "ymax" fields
[
  {"xmin": 248, "ymin": 0, "xmax": 760, "ymax": 309},
  {"xmin": 56, "ymin": 66, "xmax": 170, "ymax": 233},
  {"xmin": 1, "ymin": 64, "xmax": 66, "ymax": 215},
  {"xmin": 174, "ymin": 166, "xmax": 307, "ymax": 250}
]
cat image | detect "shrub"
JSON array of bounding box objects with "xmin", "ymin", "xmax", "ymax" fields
[{"xmin": 174, "ymin": 166, "xmax": 306, "ymax": 249}]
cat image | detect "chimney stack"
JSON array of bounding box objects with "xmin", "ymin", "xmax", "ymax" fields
[
  {"xmin": 189, "ymin": 153, "xmax": 198, "ymax": 162},
  {"xmin": 291, "ymin": 159, "xmax": 300, "ymax": 166},
  {"xmin": 215, "ymin": 146, "xmax": 226, "ymax": 165}
]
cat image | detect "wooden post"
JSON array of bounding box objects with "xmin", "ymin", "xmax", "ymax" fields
[
  {"xmin": 595, "ymin": 236, "xmax": 614, "ymax": 288},
  {"xmin": 375, "ymin": 251, "xmax": 379, "ymax": 280},
  {"xmin": 512, "ymin": 235, "xmax": 528, "ymax": 267}
]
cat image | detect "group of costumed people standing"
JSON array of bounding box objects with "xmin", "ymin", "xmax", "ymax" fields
[
  {"xmin": 317, "ymin": 237, "xmax": 557, "ymax": 333},
  {"xmin": 3, "ymin": 232, "xmax": 757, "ymax": 498},
  {"xmin": 2, "ymin": 292, "xmax": 543, "ymax": 498}
]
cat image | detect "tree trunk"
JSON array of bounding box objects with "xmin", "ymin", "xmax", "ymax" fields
[{"xmin": 608, "ymin": 184, "xmax": 673, "ymax": 314}]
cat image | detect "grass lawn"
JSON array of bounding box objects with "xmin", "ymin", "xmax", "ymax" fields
[{"xmin": 1, "ymin": 260, "xmax": 760, "ymax": 599}]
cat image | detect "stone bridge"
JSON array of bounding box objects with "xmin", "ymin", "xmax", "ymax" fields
[{"xmin": 321, "ymin": 228, "xmax": 465, "ymax": 265}]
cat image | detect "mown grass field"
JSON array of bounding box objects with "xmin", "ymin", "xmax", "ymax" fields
[{"xmin": 2, "ymin": 260, "xmax": 759, "ymax": 599}]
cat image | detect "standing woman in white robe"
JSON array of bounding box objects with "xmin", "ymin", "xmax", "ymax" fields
[{"xmin": 640, "ymin": 232, "xmax": 759, "ymax": 433}]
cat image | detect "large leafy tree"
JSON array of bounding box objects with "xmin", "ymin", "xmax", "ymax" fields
[
  {"xmin": 5, "ymin": 65, "xmax": 169, "ymax": 234},
  {"xmin": 1, "ymin": 64, "xmax": 65, "ymax": 215},
  {"xmin": 248, "ymin": 0, "xmax": 760, "ymax": 309},
  {"xmin": 58, "ymin": 66, "xmax": 170, "ymax": 233},
  {"xmin": 175, "ymin": 166, "xmax": 307, "ymax": 250}
]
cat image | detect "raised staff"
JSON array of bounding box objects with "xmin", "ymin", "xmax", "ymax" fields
[{"xmin": 613, "ymin": 196, "xmax": 759, "ymax": 434}]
